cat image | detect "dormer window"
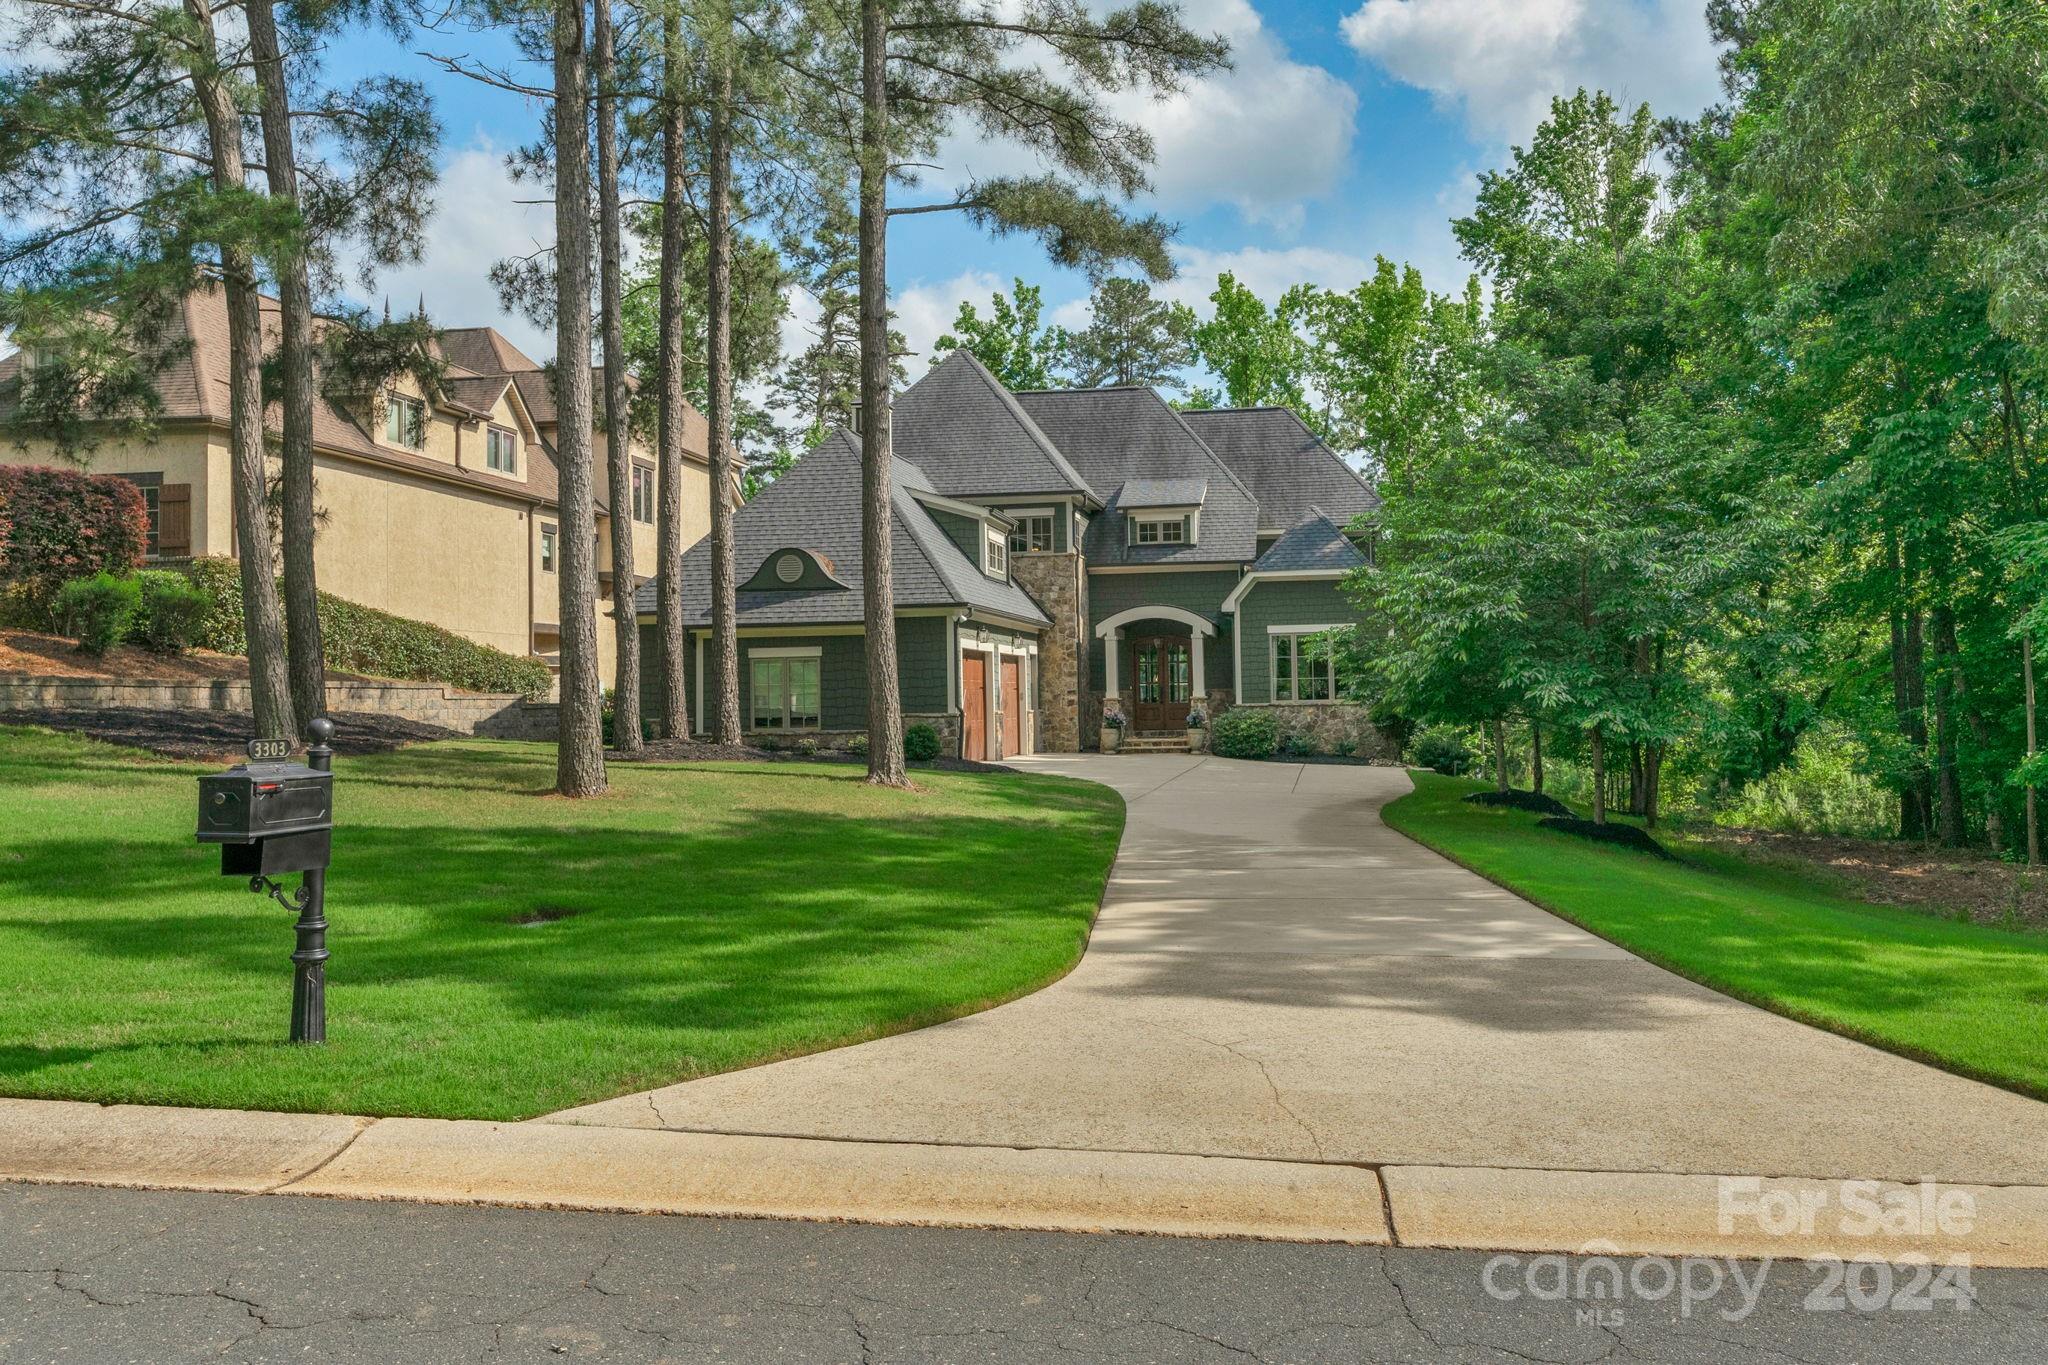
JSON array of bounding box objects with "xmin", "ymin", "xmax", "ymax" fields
[
  {"xmin": 486, "ymin": 424, "xmax": 519, "ymax": 473},
  {"xmin": 384, "ymin": 392, "xmax": 425, "ymax": 449},
  {"xmin": 984, "ymin": 527, "xmax": 1008, "ymax": 578},
  {"xmin": 1132, "ymin": 516, "xmax": 1186, "ymax": 545}
]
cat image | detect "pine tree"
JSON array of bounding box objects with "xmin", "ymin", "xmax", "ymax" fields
[{"xmin": 1063, "ymin": 276, "xmax": 1195, "ymax": 390}]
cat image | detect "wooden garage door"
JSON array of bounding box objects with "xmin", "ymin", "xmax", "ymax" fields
[
  {"xmin": 999, "ymin": 657, "xmax": 1022, "ymax": 757},
  {"xmin": 961, "ymin": 651, "xmax": 988, "ymax": 761}
]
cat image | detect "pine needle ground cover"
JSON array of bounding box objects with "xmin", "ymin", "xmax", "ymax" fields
[
  {"xmin": 1384, "ymin": 772, "xmax": 2048, "ymax": 1100},
  {"xmin": 0, "ymin": 728, "xmax": 1122, "ymax": 1119}
]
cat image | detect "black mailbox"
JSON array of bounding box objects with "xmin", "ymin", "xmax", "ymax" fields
[{"xmin": 198, "ymin": 743, "xmax": 334, "ymax": 877}]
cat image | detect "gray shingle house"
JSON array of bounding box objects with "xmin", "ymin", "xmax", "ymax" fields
[{"xmin": 635, "ymin": 351, "xmax": 1379, "ymax": 758}]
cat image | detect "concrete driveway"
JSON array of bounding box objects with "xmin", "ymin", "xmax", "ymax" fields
[{"xmin": 551, "ymin": 755, "xmax": 2048, "ymax": 1190}]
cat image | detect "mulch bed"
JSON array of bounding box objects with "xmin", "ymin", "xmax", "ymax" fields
[
  {"xmin": 611, "ymin": 736, "xmax": 1018, "ymax": 775},
  {"xmin": 0, "ymin": 706, "xmax": 458, "ymax": 762},
  {"xmin": 1, "ymin": 629, "xmax": 381, "ymax": 685},
  {"xmin": 1537, "ymin": 815, "xmax": 1676, "ymax": 859},
  {"xmin": 1691, "ymin": 825, "xmax": 2048, "ymax": 928},
  {"xmin": 1465, "ymin": 788, "xmax": 1574, "ymax": 816}
]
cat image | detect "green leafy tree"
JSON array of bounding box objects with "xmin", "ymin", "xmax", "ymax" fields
[
  {"xmin": 932, "ymin": 278, "xmax": 1068, "ymax": 389},
  {"xmin": 1189, "ymin": 272, "xmax": 1305, "ymax": 412}
]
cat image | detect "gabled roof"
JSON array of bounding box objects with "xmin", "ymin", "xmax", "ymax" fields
[
  {"xmin": 1011, "ymin": 387, "xmax": 1260, "ymax": 567},
  {"xmin": 1250, "ymin": 505, "xmax": 1369, "ymax": 574},
  {"xmin": 1178, "ymin": 407, "xmax": 1379, "ymax": 531},
  {"xmin": 888, "ymin": 351, "xmax": 1096, "ymax": 501},
  {"xmin": 635, "ymin": 429, "xmax": 1048, "ymax": 628}
]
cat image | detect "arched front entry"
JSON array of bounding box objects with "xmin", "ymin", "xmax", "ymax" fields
[{"xmin": 1095, "ymin": 605, "xmax": 1214, "ymax": 731}]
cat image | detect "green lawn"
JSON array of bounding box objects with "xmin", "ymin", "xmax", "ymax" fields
[
  {"xmin": 1383, "ymin": 772, "xmax": 2048, "ymax": 1099},
  {"xmin": 0, "ymin": 727, "xmax": 1122, "ymax": 1120}
]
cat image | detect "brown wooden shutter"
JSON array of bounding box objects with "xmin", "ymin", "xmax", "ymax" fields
[{"xmin": 158, "ymin": 484, "xmax": 192, "ymax": 558}]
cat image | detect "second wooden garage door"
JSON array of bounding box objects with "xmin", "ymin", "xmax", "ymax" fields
[{"xmin": 999, "ymin": 656, "xmax": 1022, "ymax": 757}]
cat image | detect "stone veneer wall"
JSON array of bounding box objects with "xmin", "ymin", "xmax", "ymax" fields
[
  {"xmin": 0, "ymin": 676, "xmax": 560, "ymax": 740},
  {"xmin": 1011, "ymin": 551, "xmax": 1086, "ymax": 752},
  {"xmin": 1261, "ymin": 703, "xmax": 1394, "ymax": 760}
]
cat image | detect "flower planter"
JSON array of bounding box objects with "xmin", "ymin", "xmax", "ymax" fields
[
  {"xmin": 1186, "ymin": 728, "xmax": 1208, "ymax": 753},
  {"xmin": 1099, "ymin": 725, "xmax": 1124, "ymax": 753}
]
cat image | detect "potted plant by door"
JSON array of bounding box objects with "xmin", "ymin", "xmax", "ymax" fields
[
  {"xmin": 1100, "ymin": 700, "xmax": 1128, "ymax": 753},
  {"xmin": 1186, "ymin": 705, "xmax": 1208, "ymax": 753}
]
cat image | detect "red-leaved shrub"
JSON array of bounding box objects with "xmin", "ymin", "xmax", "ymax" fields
[{"xmin": 0, "ymin": 466, "xmax": 149, "ymax": 624}]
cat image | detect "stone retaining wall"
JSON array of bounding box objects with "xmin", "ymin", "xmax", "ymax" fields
[{"xmin": 0, "ymin": 676, "xmax": 560, "ymax": 741}]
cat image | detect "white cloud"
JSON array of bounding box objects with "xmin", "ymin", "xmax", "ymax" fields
[
  {"xmin": 1341, "ymin": 0, "xmax": 1721, "ymax": 146},
  {"xmin": 334, "ymin": 142, "xmax": 556, "ymax": 361},
  {"xmin": 1158, "ymin": 243, "xmax": 1379, "ymax": 310},
  {"xmin": 890, "ymin": 270, "xmax": 1005, "ymax": 380},
  {"xmin": 934, "ymin": 0, "xmax": 1357, "ymax": 230}
]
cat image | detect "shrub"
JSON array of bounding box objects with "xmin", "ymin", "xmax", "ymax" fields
[
  {"xmin": 1714, "ymin": 720, "xmax": 1899, "ymax": 838},
  {"xmin": 903, "ymin": 722, "xmax": 942, "ymax": 763},
  {"xmin": 132, "ymin": 569, "xmax": 207, "ymax": 654},
  {"xmin": 52, "ymin": 571, "xmax": 141, "ymax": 655},
  {"xmin": 848, "ymin": 733, "xmax": 870, "ymax": 757},
  {"xmin": 1210, "ymin": 706, "xmax": 1277, "ymax": 760},
  {"xmin": 0, "ymin": 467, "xmax": 148, "ymax": 624},
  {"xmin": 182, "ymin": 557, "xmax": 552, "ymax": 698},
  {"xmin": 1412, "ymin": 728, "xmax": 1473, "ymax": 776},
  {"xmin": 1277, "ymin": 729, "xmax": 1316, "ymax": 758},
  {"xmin": 795, "ymin": 737, "xmax": 820, "ymax": 757}
]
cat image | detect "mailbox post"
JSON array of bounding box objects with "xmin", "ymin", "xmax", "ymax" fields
[{"xmin": 196, "ymin": 717, "xmax": 336, "ymax": 1044}]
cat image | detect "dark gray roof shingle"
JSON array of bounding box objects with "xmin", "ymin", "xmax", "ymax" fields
[
  {"xmin": 887, "ymin": 351, "xmax": 1096, "ymax": 501},
  {"xmin": 1251, "ymin": 505, "xmax": 1369, "ymax": 573},
  {"xmin": 1179, "ymin": 407, "xmax": 1379, "ymax": 531},
  {"xmin": 633, "ymin": 430, "xmax": 1048, "ymax": 628},
  {"xmin": 1012, "ymin": 388, "xmax": 1260, "ymax": 567},
  {"xmin": 1115, "ymin": 476, "xmax": 1207, "ymax": 508}
]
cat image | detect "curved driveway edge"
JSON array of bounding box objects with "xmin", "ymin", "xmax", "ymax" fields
[{"xmin": 7, "ymin": 755, "xmax": 2048, "ymax": 1263}]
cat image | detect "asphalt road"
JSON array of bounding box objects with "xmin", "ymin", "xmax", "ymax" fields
[{"xmin": 5, "ymin": 1183, "xmax": 2046, "ymax": 1363}]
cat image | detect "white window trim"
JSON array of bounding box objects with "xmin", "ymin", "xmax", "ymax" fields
[
  {"xmin": 485, "ymin": 423, "xmax": 520, "ymax": 473},
  {"xmin": 1267, "ymin": 627, "xmax": 1348, "ymax": 705},
  {"xmin": 984, "ymin": 527, "xmax": 1008, "ymax": 578},
  {"xmin": 748, "ymin": 651, "xmax": 823, "ymax": 731},
  {"xmin": 384, "ymin": 391, "xmax": 426, "ymax": 449}
]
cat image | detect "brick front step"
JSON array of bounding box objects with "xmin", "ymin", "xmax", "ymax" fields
[{"xmin": 1118, "ymin": 737, "xmax": 1192, "ymax": 754}]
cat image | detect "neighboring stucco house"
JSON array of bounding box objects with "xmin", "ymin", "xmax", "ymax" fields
[
  {"xmin": 0, "ymin": 281, "xmax": 719, "ymax": 690},
  {"xmin": 636, "ymin": 350, "xmax": 1379, "ymax": 757}
]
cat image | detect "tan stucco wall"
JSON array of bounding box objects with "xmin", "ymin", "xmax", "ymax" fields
[
  {"xmin": 0, "ymin": 429, "xmax": 228, "ymax": 556},
  {"xmin": 308, "ymin": 453, "xmax": 537, "ymax": 659}
]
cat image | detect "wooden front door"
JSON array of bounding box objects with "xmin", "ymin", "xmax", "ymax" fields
[
  {"xmin": 999, "ymin": 657, "xmax": 1023, "ymax": 757},
  {"xmin": 961, "ymin": 651, "xmax": 988, "ymax": 761},
  {"xmin": 1132, "ymin": 636, "xmax": 1192, "ymax": 731}
]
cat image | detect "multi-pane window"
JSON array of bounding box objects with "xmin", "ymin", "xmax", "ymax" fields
[
  {"xmin": 540, "ymin": 523, "xmax": 558, "ymax": 573},
  {"xmin": 749, "ymin": 655, "xmax": 821, "ymax": 730},
  {"xmin": 632, "ymin": 465, "xmax": 655, "ymax": 523},
  {"xmin": 130, "ymin": 481, "xmax": 161, "ymax": 557},
  {"xmin": 1009, "ymin": 514, "xmax": 1054, "ymax": 555},
  {"xmin": 384, "ymin": 392, "xmax": 425, "ymax": 449},
  {"xmin": 486, "ymin": 425, "xmax": 519, "ymax": 473},
  {"xmin": 985, "ymin": 528, "xmax": 1007, "ymax": 577},
  {"xmin": 1271, "ymin": 630, "xmax": 1355, "ymax": 703},
  {"xmin": 1133, "ymin": 517, "xmax": 1186, "ymax": 545}
]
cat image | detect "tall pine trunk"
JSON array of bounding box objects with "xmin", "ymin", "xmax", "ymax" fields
[
  {"xmin": 1588, "ymin": 727, "xmax": 1607, "ymax": 824},
  {"xmin": 1530, "ymin": 719, "xmax": 1543, "ymax": 793},
  {"xmin": 246, "ymin": 0, "xmax": 322, "ymax": 735},
  {"xmin": 858, "ymin": 0, "xmax": 907, "ymax": 786},
  {"xmin": 1931, "ymin": 603, "xmax": 1963, "ymax": 847},
  {"xmin": 1889, "ymin": 534, "xmax": 1932, "ymax": 838},
  {"xmin": 593, "ymin": 0, "xmax": 640, "ymax": 754},
  {"xmin": 1490, "ymin": 717, "xmax": 1508, "ymax": 793},
  {"xmin": 705, "ymin": 19, "xmax": 742, "ymax": 743},
  {"xmin": 2027, "ymin": 635, "xmax": 2040, "ymax": 866},
  {"xmin": 1643, "ymin": 743, "xmax": 1663, "ymax": 829},
  {"xmin": 652, "ymin": 5, "xmax": 690, "ymax": 739},
  {"xmin": 553, "ymin": 0, "xmax": 607, "ymax": 796},
  {"xmin": 186, "ymin": 0, "xmax": 294, "ymax": 742}
]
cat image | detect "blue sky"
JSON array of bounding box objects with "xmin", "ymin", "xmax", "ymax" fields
[{"xmin": 327, "ymin": 0, "xmax": 1726, "ymax": 373}]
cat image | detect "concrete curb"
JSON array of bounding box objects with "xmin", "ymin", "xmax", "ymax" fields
[{"xmin": 6, "ymin": 1098, "xmax": 2046, "ymax": 1264}]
